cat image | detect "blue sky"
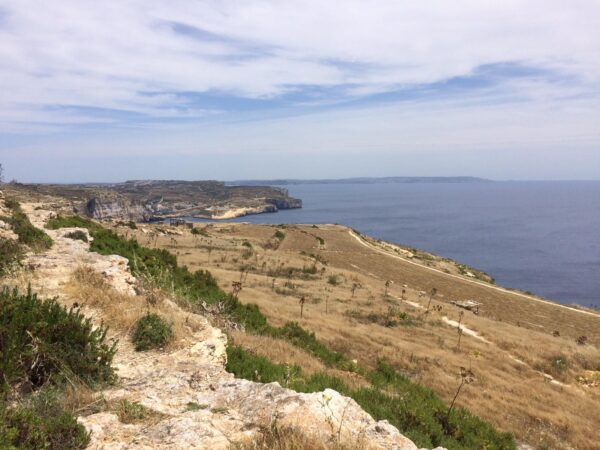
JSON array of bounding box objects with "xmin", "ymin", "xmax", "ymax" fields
[{"xmin": 0, "ymin": 0, "xmax": 599, "ymax": 182}]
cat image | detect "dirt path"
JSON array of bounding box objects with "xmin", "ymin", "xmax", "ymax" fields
[{"xmin": 349, "ymin": 230, "xmax": 600, "ymax": 319}]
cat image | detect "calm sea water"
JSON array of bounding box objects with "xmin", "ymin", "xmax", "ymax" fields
[{"xmin": 192, "ymin": 181, "xmax": 600, "ymax": 308}]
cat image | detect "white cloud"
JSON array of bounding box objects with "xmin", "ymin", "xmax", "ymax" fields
[
  {"xmin": 0, "ymin": 0, "xmax": 599, "ymax": 122},
  {"xmin": 0, "ymin": 1, "xmax": 599, "ymax": 181}
]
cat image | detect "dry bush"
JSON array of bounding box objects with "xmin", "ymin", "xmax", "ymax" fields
[
  {"xmin": 67, "ymin": 266, "xmax": 205, "ymax": 347},
  {"xmin": 60, "ymin": 382, "xmax": 105, "ymax": 417}
]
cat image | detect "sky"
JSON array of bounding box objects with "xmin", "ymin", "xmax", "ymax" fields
[{"xmin": 0, "ymin": 0, "xmax": 599, "ymax": 182}]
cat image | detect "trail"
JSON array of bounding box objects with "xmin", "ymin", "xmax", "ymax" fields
[{"xmin": 349, "ymin": 230, "xmax": 600, "ymax": 319}]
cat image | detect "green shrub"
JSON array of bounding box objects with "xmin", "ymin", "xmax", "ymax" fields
[
  {"xmin": 550, "ymin": 355, "xmax": 569, "ymax": 374},
  {"xmin": 274, "ymin": 230, "xmax": 285, "ymax": 240},
  {"xmin": 131, "ymin": 314, "xmax": 173, "ymax": 351},
  {"xmin": 0, "ymin": 287, "xmax": 116, "ymax": 395},
  {"xmin": 327, "ymin": 275, "xmax": 339, "ymax": 286},
  {"xmin": 46, "ymin": 215, "xmax": 100, "ymax": 231},
  {"xmin": 0, "ymin": 391, "xmax": 90, "ymax": 450},
  {"xmin": 271, "ymin": 322, "xmax": 350, "ymax": 369},
  {"xmin": 191, "ymin": 227, "xmax": 208, "ymax": 237},
  {"xmin": 226, "ymin": 348, "xmax": 515, "ymax": 450},
  {"xmin": 0, "ymin": 238, "xmax": 23, "ymax": 276},
  {"xmin": 3, "ymin": 199, "xmax": 52, "ymax": 251},
  {"xmin": 315, "ymin": 236, "xmax": 325, "ymax": 246},
  {"xmin": 112, "ymin": 400, "xmax": 151, "ymax": 424},
  {"xmin": 65, "ymin": 230, "xmax": 88, "ymax": 242}
]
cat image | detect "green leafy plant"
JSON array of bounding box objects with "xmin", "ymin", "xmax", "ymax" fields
[
  {"xmin": 65, "ymin": 230, "xmax": 88, "ymax": 242},
  {"xmin": 131, "ymin": 314, "xmax": 173, "ymax": 351},
  {"xmin": 191, "ymin": 227, "xmax": 208, "ymax": 237},
  {"xmin": 226, "ymin": 349, "xmax": 514, "ymax": 449},
  {"xmin": 0, "ymin": 287, "xmax": 116, "ymax": 395},
  {"xmin": 0, "ymin": 238, "xmax": 23, "ymax": 276},
  {"xmin": 0, "ymin": 390, "xmax": 90, "ymax": 450},
  {"xmin": 3, "ymin": 199, "xmax": 52, "ymax": 251}
]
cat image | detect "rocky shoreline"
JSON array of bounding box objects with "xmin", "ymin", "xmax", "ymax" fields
[{"xmin": 10, "ymin": 180, "xmax": 303, "ymax": 222}]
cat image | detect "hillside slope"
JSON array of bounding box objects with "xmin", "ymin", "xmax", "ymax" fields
[
  {"xmin": 0, "ymin": 193, "xmax": 429, "ymax": 450},
  {"xmin": 132, "ymin": 221, "xmax": 600, "ymax": 449}
]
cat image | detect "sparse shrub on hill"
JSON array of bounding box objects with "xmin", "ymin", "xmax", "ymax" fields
[
  {"xmin": 0, "ymin": 287, "xmax": 116, "ymax": 395},
  {"xmin": 65, "ymin": 230, "xmax": 88, "ymax": 242},
  {"xmin": 0, "ymin": 390, "xmax": 90, "ymax": 450},
  {"xmin": 227, "ymin": 348, "xmax": 515, "ymax": 450},
  {"xmin": 2, "ymin": 199, "xmax": 52, "ymax": 251},
  {"xmin": 131, "ymin": 313, "xmax": 173, "ymax": 351},
  {"xmin": 0, "ymin": 287, "xmax": 115, "ymax": 450},
  {"xmin": 191, "ymin": 227, "xmax": 209, "ymax": 237},
  {"xmin": 274, "ymin": 229, "xmax": 285, "ymax": 240},
  {"xmin": 0, "ymin": 238, "xmax": 23, "ymax": 276}
]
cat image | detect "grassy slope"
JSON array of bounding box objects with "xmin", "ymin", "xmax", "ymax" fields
[{"xmin": 45, "ymin": 215, "xmax": 515, "ymax": 449}]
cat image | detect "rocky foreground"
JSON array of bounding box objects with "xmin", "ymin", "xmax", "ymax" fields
[{"xmin": 8, "ymin": 198, "xmax": 439, "ymax": 450}]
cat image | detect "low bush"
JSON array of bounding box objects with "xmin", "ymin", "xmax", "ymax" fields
[
  {"xmin": 112, "ymin": 399, "xmax": 152, "ymax": 424},
  {"xmin": 271, "ymin": 322, "xmax": 350, "ymax": 369},
  {"xmin": 65, "ymin": 230, "xmax": 88, "ymax": 242},
  {"xmin": 191, "ymin": 227, "xmax": 209, "ymax": 237},
  {"xmin": 46, "ymin": 215, "xmax": 100, "ymax": 231},
  {"xmin": 0, "ymin": 391, "xmax": 90, "ymax": 450},
  {"xmin": 274, "ymin": 230, "xmax": 285, "ymax": 240},
  {"xmin": 0, "ymin": 287, "xmax": 116, "ymax": 396},
  {"xmin": 131, "ymin": 314, "xmax": 173, "ymax": 351},
  {"xmin": 0, "ymin": 238, "xmax": 23, "ymax": 276},
  {"xmin": 226, "ymin": 347, "xmax": 515, "ymax": 450},
  {"xmin": 3, "ymin": 199, "xmax": 52, "ymax": 251}
]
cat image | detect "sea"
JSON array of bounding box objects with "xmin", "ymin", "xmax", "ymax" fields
[{"xmin": 189, "ymin": 181, "xmax": 600, "ymax": 308}]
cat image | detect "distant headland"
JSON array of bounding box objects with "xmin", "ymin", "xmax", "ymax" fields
[{"xmin": 227, "ymin": 176, "xmax": 491, "ymax": 186}]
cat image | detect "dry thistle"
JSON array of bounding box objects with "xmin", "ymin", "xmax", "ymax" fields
[{"xmin": 447, "ymin": 367, "xmax": 475, "ymax": 417}]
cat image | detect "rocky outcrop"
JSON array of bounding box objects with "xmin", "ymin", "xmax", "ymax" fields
[
  {"xmin": 85, "ymin": 197, "xmax": 150, "ymax": 222},
  {"xmin": 9, "ymin": 201, "xmax": 438, "ymax": 450},
  {"xmin": 20, "ymin": 180, "xmax": 302, "ymax": 222}
]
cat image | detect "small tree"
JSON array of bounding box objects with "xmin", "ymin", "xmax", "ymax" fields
[
  {"xmin": 351, "ymin": 282, "xmax": 360, "ymax": 298},
  {"xmin": 384, "ymin": 280, "xmax": 391, "ymax": 297},
  {"xmin": 299, "ymin": 296, "xmax": 306, "ymax": 319}
]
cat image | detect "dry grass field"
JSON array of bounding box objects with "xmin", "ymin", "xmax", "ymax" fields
[{"xmin": 124, "ymin": 221, "xmax": 600, "ymax": 450}]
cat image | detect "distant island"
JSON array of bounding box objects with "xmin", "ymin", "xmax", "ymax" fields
[{"xmin": 227, "ymin": 176, "xmax": 491, "ymax": 186}]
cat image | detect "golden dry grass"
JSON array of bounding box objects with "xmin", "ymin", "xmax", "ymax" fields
[
  {"xmin": 66, "ymin": 265, "xmax": 205, "ymax": 348},
  {"xmin": 132, "ymin": 221, "xmax": 600, "ymax": 450}
]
